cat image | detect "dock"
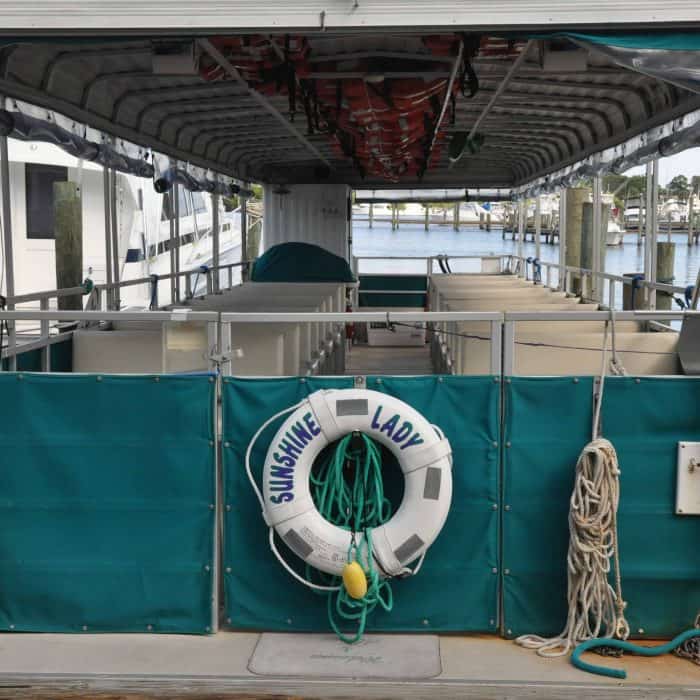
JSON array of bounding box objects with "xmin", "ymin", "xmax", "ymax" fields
[{"xmin": 0, "ymin": 632, "xmax": 696, "ymax": 699}]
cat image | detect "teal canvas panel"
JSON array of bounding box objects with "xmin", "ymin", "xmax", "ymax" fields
[
  {"xmin": 0, "ymin": 373, "xmax": 215, "ymax": 633},
  {"xmin": 222, "ymin": 376, "xmax": 354, "ymax": 631},
  {"xmin": 601, "ymin": 377, "xmax": 700, "ymax": 637},
  {"xmin": 364, "ymin": 376, "xmax": 500, "ymax": 632},
  {"xmin": 502, "ymin": 377, "xmax": 594, "ymax": 638},
  {"xmin": 222, "ymin": 375, "xmax": 499, "ymax": 633},
  {"xmin": 359, "ymin": 274, "xmax": 427, "ymax": 308},
  {"xmin": 1, "ymin": 337, "xmax": 72, "ymax": 372}
]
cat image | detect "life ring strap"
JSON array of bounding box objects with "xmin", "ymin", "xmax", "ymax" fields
[
  {"xmin": 308, "ymin": 391, "xmax": 338, "ymax": 442},
  {"xmin": 402, "ymin": 438, "xmax": 453, "ymax": 474}
]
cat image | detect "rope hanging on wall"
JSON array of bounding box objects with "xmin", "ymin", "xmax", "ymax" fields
[{"xmin": 516, "ymin": 313, "xmax": 630, "ymax": 657}]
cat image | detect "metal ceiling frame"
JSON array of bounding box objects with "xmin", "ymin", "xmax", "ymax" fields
[
  {"xmin": 197, "ymin": 37, "xmax": 332, "ymax": 170},
  {"xmin": 0, "ymin": 31, "xmax": 696, "ymax": 188}
]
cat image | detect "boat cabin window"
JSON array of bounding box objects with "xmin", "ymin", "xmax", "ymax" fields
[
  {"xmin": 161, "ymin": 188, "xmax": 193, "ymax": 221},
  {"xmin": 25, "ymin": 163, "xmax": 68, "ymax": 239},
  {"xmin": 192, "ymin": 191, "xmax": 207, "ymax": 214}
]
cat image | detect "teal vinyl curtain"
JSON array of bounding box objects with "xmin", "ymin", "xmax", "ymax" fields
[
  {"xmin": 0, "ymin": 373, "xmax": 216, "ymax": 633},
  {"xmin": 222, "ymin": 375, "xmax": 500, "ymax": 633},
  {"xmin": 503, "ymin": 376, "xmax": 700, "ymax": 638}
]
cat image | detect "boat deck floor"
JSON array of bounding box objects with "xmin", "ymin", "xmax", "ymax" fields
[
  {"xmin": 345, "ymin": 343, "xmax": 434, "ymax": 375},
  {"xmin": 0, "ymin": 632, "xmax": 696, "ymax": 699}
]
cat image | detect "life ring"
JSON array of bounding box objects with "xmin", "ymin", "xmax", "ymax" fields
[{"xmin": 261, "ymin": 388, "xmax": 452, "ymax": 577}]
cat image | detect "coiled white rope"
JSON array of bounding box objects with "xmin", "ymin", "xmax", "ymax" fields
[{"xmin": 516, "ymin": 311, "xmax": 629, "ymax": 657}]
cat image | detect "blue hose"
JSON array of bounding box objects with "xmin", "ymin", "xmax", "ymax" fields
[{"xmin": 572, "ymin": 629, "xmax": 700, "ymax": 679}]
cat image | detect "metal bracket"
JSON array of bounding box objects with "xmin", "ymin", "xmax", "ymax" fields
[{"xmin": 676, "ymin": 442, "xmax": 700, "ymax": 515}]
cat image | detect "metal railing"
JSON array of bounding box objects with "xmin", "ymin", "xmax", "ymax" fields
[
  {"xmin": 2, "ymin": 307, "xmax": 698, "ymax": 377},
  {"xmin": 1, "ymin": 261, "xmax": 250, "ymax": 370},
  {"xmin": 506, "ymin": 255, "xmax": 695, "ymax": 311}
]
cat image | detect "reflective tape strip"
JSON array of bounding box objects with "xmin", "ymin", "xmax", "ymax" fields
[
  {"xmin": 394, "ymin": 534, "xmax": 425, "ymax": 564},
  {"xmin": 283, "ymin": 529, "xmax": 314, "ymax": 560},
  {"xmin": 402, "ymin": 438, "xmax": 452, "ymax": 474},
  {"xmin": 423, "ymin": 467, "xmax": 442, "ymax": 500},
  {"xmin": 335, "ymin": 398, "xmax": 369, "ymax": 417}
]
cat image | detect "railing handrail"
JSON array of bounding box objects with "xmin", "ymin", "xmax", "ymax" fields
[
  {"xmin": 6, "ymin": 261, "xmax": 251, "ymax": 305},
  {"xmin": 3, "ymin": 309, "xmax": 695, "ymax": 324},
  {"xmin": 514, "ymin": 256, "xmax": 688, "ymax": 295},
  {"xmin": 0, "ymin": 310, "xmax": 220, "ymax": 322}
]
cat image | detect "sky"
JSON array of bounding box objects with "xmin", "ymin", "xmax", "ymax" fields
[{"xmin": 625, "ymin": 147, "xmax": 700, "ymax": 186}]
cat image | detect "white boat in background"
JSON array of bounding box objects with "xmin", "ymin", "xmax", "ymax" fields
[{"xmin": 6, "ymin": 141, "xmax": 243, "ymax": 307}]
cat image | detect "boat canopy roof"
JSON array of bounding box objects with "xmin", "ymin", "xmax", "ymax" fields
[{"xmin": 0, "ymin": 24, "xmax": 699, "ymax": 192}]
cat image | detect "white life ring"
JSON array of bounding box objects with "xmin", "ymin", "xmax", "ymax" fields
[{"xmin": 260, "ymin": 388, "xmax": 452, "ymax": 577}]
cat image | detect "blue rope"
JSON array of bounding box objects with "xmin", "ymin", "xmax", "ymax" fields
[
  {"xmin": 630, "ymin": 274, "xmax": 644, "ymax": 311},
  {"xmin": 685, "ymin": 285, "xmax": 695, "ymax": 308},
  {"xmin": 148, "ymin": 274, "xmax": 159, "ymax": 310},
  {"xmin": 572, "ymin": 629, "xmax": 700, "ymax": 679},
  {"xmin": 533, "ymin": 258, "xmax": 542, "ymax": 284}
]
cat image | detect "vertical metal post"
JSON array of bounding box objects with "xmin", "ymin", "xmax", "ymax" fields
[
  {"xmin": 168, "ymin": 190, "xmax": 176, "ymax": 303},
  {"xmin": 212, "ymin": 192, "xmax": 220, "ymax": 293},
  {"xmin": 644, "ymin": 160, "xmax": 658, "ymax": 309},
  {"xmin": 40, "ymin": 297, "xmax": 50, "ymax": 371},
  {"xmin": 517, "ymin": 199, "xmax": 525, "ymax": 276},
  {"xmin": 558, "ymin": 190, "xmax": 567, "ymax": 292},
  {"xmin": 688, "ymin": 189, "xmax": 695, "ymax": 246},
  {"xmin": 102, "ymin": 167, "xmax": 113, "ymax": 310},
  {"xmin": 369, "ymin": 202, "xmax": 374, "ymax": 229},
  {"xmin": 173, "ymin": 182, "xmax": 181, "ymax": 302},
  {"xmin": 534, "ymin": 196, "xmax": 542, "ymax": 263},
  {"xmin": 489, "ymin": 318, "xmax": 502, "ymax": 376},
  {"xmin": 1, "ymin": 135, "xmax": 17, "ymax": 369},
  {"xmin": 240, "ymin": 186, "xmax": 248, "ymax": 282},
  {"xmin": 502, "ymin": 319, "xmax": 515, "ymax": 376},
  {"xmin": 109, "ymin": 169, "xmax": 121, "ymax": 310},
  {"xmin": 592, "ymin": 176, "xmax": 602, "ymax": 302}
]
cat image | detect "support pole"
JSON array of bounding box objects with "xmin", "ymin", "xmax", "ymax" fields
[
  {"xmin": 517, "ymin": 199, "xmax": 525, "ymax": 275},
  {"xmin": 656, "ymin": 241, "xmax": 675, "ymax": 310},
  {"xmin": 102, "ymin": 167, "xmax": 113, "ymax": 310},
  {"xmin": 565, "ymin": 187, "xmax": 589, "ymax": 296},
  {"xmin": 453, "ymin": 202, "xmax": 460, "ymax": 231},
  {"xmin": 369, "ymin": 202, "xmax": 373, "ymax": 229},
  {"xmin": 591, "ymin": 176, "xmax": 602, "ymax": 302},
  {"xmin": 174, "ymin": 182, "xmax": 181, "ymax": 301},
  {"xmin": 424, "ymin": 205, "xmax": 429, "ymax": 231},
  {"xmin": 644, "ymin": 160, "xmax": 659, "ymax": 309},
  {"xmin": 241, "ymin": 185, "xmax": 248, "ymax": 282},
  {"xmin": 109, "ymin": 169, "xmax": 120, "ymax": 309},
  {"xmin": 212, "ymin": 192, "xmax": 220, "ymax": 293},
  {"xmin": 0, "ymin": 135, "xmax": 16, "ymax": 369},
  {"xmin": 559, "ymin": 190, "xmax": 567, "ymax": 292},
  {"xmin": 534, "ymin": 196, "xmax": 542, "ymax": 263},
  {"xmin": 168, "ymin": 190, "xmax": 176, "ymax": 303},
  {"xmin": 487, "ymin": 211, "xmax": 491, "ymax": 231},
  {"xmin": 54, "ymin": 181, "xmax": 83, "ymax": 311},
  {"xmin": 688, "ymin": 189, "xmax": 695, "ymax": 246}
]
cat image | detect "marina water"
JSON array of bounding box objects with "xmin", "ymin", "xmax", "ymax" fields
[{"xmin": 354, "ymin": 222, "xmax": 700, "ymax": 298}]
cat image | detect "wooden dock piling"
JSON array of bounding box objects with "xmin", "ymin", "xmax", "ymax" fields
[{"xmin": 54, "ymin": 181, "xmax": 83, "ymax": 310}]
